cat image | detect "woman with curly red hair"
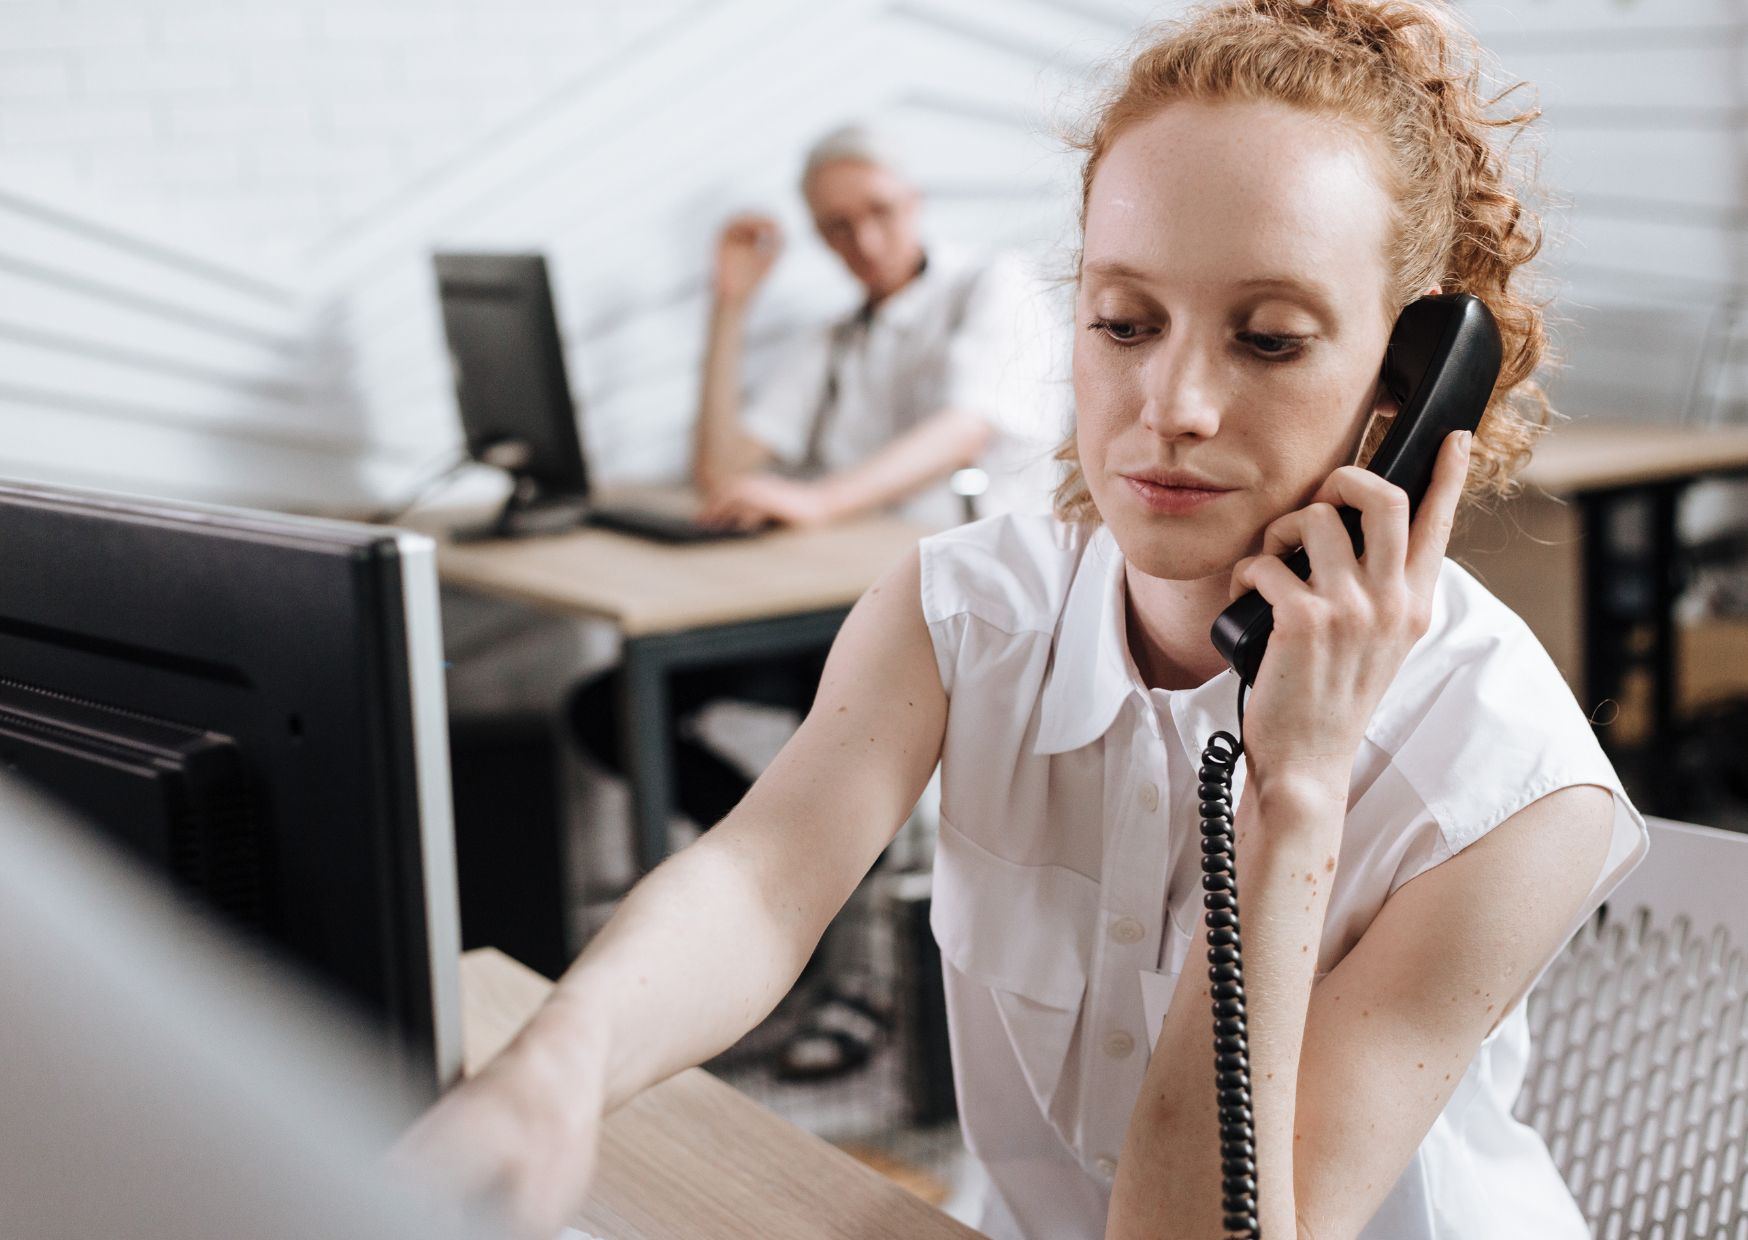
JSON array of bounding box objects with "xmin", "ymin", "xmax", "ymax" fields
[{"xmin": 398, "ymin": 4, "xmax": 1646, "ymax": 1237}]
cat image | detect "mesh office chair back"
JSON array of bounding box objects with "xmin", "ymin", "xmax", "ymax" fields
[{"xmin": 1517, "ymin": 817, "xmax": 1748, "ymax": 1240}]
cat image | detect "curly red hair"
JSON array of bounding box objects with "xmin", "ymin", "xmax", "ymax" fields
[{"xmin": 1055, "ymin": 0, "xmax": 1550, "ymax": 524}]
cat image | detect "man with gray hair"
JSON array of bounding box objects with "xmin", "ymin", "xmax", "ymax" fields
[
  {"xmin": 694, "ymin": 123, "xmax": 1060, "ymax": 529},
  {"xmin": 574, "ymin": 124, "xmax": 1060, "ymax": 1077},
  {"xmin": 578, "ymin": 121, "xmax": 1061, "ymax": 828}
]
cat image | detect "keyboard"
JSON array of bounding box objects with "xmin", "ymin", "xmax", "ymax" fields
[{"xmin": 587, "ymin": 502, "xmax": 764, "ymax": 544}]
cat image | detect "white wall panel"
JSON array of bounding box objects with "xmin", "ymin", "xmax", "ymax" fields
[
  {"xmin": 1458, "ymin": 0, "xmax": 1747, "ymax": 426},
  {"xmin": 0, "ymin": 0, "xmax": 1741, "ymax": 512},
  {"xmin": 1463, "ymin": 0, "xmax": 1742, "ymax": 34}
]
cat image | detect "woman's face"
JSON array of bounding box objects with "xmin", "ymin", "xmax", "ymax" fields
[{"xmin": 1074, "ymin": 98, "xmax": 1400, "ymax": 582}]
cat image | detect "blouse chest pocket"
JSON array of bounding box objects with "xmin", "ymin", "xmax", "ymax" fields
[
  {"xmin": 932, "ymin": 815, "xmax": 1100, "ymax": 1120},
  {"xmin": 1139, "ymin": 917, "xmax": 1197, "ymax": 1047}
]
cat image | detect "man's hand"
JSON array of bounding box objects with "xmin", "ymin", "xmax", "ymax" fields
[
  {"xmin": 713, "ymin": 213, "xmax": 782, "ymax": 307},
  {"xmin": 697, "ymin": 472, "xmax": 844, "ymax": 530}
]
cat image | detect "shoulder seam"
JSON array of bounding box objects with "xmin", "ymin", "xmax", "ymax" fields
[{"xmin": 925, "ymin": 605, "xmax": 1054, "ymax": 640}]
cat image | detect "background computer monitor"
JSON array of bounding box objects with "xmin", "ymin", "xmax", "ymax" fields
[
  {"xmin": 433, "ymin": 252, "xmax": 590, "ymax": 516},
  {"xmin": 0, "ymin": 481, "xmax": 463, "ymax": 1098}
]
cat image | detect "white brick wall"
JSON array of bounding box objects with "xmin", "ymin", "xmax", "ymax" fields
[
  {"xmin": 0, "ymin": 0, "xmax": 1741, "ymax": 516},
  {"xmin": 0, "ymin": 0, "xmax": 658, "ymax": 258}
]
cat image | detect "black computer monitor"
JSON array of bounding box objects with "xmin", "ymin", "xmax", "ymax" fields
[
  {"xmin": 431, "ymin": 251, "xmax": 759, "ymax": 544},
  {"xmin": 433, "ymin": 252, "xmax": 591, "ymax": 534},
  {"xmin": 0, "ymin": 481, "xmax": 463, "ymax": 1099}
]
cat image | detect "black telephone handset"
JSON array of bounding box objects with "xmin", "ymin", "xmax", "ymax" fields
[
  {"xmin": 1212, "ymin": 293, "xmax": 1506, "ymax": 685},
  {"xmin": 1194, "ymin": 294, "xmax": 1502, "ymax": 1239}
]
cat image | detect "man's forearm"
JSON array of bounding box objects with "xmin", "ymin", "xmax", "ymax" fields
[
  {"xmin": 693, "ymin": 298, "xmax": 767, "ymax": 490},
  {"xmin": 1108, "ymin": 774, "xmax": 1344, "ymax": 1239},
  {"xmin": 818, "ymin": 407, "xmax": 994, "ymax": 519}
]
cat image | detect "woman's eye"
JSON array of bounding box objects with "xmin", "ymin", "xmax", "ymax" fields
[
  {"xmin": 1089, "ymin": 319, "xmax": 1148, "ymax": 344},
  {"xmin": 1240, "ymin": 331, "xmax": 1305, "ymax": 358}
]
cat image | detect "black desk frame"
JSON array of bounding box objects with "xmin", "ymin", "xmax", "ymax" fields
[
  {"xmin": 616, "ymin": 607, "xmax": 852, "ymax": 872},
  {"xmin": 1580, "ymin": 465, "xmax": 1748, "ymax": 813}
]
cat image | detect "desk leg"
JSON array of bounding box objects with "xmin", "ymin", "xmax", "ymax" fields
[
  {"xmin": 1648, "ymin": 483, "xmax": 1683, "ymax": 807},
  {"xmin": 1581, "ymin": 493, "xmax": 1625, "ymax": 731},
  {"xmin": 619, "ymin": 636, "xmax": 675, "ymax": 875},
  {"xmin": 1580, "ymin": 483, "xmax": 1687, "ymax": 812},
  {"xmin": 612, "ymin": 610, "xmax": 851, "ymax": 875}
]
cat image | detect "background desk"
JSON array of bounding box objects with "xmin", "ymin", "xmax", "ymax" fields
[
  {"xmin": 1452, "ymin": 420, "xmax": 1748, "ymax": 811},
  {"xmin": 435, "ymin": 512, "xmax": 929, "ymax": 874},
  {"xmin": 459, "ymin": 948, "xmax": 981, "ymax": 1240}
]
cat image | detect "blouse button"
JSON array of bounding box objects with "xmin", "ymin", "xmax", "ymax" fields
[
  {"xmin": 1139, "ymin": 781, "xmax": 1160, "ymax": 812},
  {"xmin": 1095, "ymin": 1154, "xmax": 1119, "ymax": 1179},
  {"xmin": 1110, "ymin": 915, "xmax": 1145, "ymax": 945},
  {"xmin": 1104, "ymin": 1030, "xmax": 1136, "ymax": 1059}
]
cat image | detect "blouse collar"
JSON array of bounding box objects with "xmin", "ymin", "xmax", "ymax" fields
[{"xmin": 1033, "ymin": 523, "xmax": 1245, "ymax": 756}]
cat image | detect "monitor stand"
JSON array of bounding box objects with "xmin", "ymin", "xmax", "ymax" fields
[{"xmin": 450, "ymin": 476, "xmax": 590, "ymax": 543}]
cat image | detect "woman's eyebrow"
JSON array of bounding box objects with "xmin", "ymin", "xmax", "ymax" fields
[{"xmin": 1080, "ymin": 258, "xmax": 1154, "ymax": 284}]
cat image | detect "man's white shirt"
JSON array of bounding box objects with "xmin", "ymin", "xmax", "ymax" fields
[{"xmin": 741, "ymin": 245, "xmax": 1070, "ymax": 527}]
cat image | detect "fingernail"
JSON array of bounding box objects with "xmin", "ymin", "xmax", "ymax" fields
[{"xmin": 1458, "ymin": 430, "xmax": 1474, "ymax": 451}]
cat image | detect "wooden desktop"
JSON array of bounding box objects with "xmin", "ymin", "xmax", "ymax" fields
[{"xmin": 459, "ymin": 948, "xmax": 981, "ymax": 1240}]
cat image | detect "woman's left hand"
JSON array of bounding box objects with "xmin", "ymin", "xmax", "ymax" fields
[{"xmin": 1228, "ymin": 429, "xmax": 1473, "ymax": 804}]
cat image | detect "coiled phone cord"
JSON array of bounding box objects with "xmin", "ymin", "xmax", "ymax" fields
[{"xmin": 1200, "ymin": 678, "xmax": 1259, "ymax": 1239}]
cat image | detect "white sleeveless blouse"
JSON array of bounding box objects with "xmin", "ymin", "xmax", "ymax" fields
[{"xmin": 920, "ymin": 513, "xmax": 1648, "ymax": 1240}]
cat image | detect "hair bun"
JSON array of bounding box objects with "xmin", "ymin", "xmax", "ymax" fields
[{"xmin": 1246, "ymin": 0, "xmax": 1464, "ymax": 86}]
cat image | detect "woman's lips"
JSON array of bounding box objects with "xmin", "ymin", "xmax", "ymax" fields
[{"xmin": 1121, "ymin": 475, "xmax": 1235, "ymax": 515}]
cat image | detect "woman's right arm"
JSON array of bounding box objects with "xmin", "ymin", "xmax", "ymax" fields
[{"xmin": 393, "ymin": 547, "xmax": 945, "ymax": 1234}]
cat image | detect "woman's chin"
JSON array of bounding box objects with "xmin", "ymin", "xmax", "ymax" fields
[{"xmin": 1103, "ymin": 514, "xmax": 1244, "ymax": 584}]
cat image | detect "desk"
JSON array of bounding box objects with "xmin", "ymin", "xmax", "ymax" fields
[
  {"xmin": 1452, "ymin": 420, "xmax": 1748, "ymax": 809},
  {"xmin": 459, "ymin": 947, "xmax": 981, "ymax": 1240},
  {"xmin": 434, "ymin": 507, "xmax": 930, "ymax": 873}
]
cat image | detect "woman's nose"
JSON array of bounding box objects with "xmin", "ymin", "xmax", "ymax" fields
[{"xmin": 1139, "ymin": 341, "xmax": 1224, "ymax": 441}]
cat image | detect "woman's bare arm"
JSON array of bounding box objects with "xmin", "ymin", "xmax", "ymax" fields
[
  {"xmin": 1109, "ymin": 782, "xmax": 1612, "ymax": 1239},
  {"xmin": 393, "ymin": 548, "xmax": 943, "ymax": 1231},
  {"xmin": 562, "ymin": 548, "xmax": 942, "ymax": 1104}
]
